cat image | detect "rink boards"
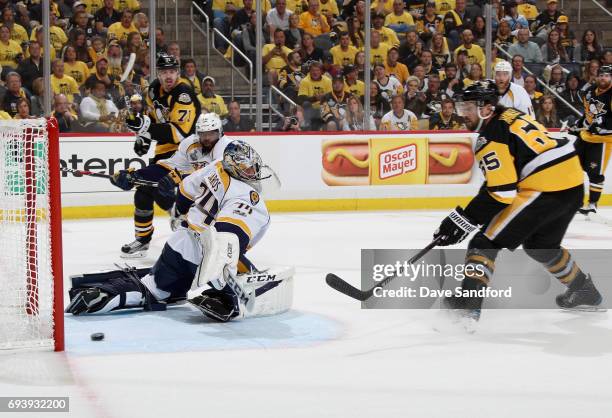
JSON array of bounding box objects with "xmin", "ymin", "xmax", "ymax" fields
[{"xmin": 57, "ymin": 131, "xmax": 612, "ymax": 218}]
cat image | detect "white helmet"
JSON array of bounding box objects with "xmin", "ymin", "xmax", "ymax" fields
[
  {"xmin": 196, "ymin": 112, "xmax": 223, "ymax": 136},
  {"xmin": 494, "ymin": 60, "xmax": 512, "ymax": 74}
]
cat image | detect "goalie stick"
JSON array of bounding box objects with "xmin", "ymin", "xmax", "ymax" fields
[
  {"xmin": 326, "ymin": 237, "xmax": 441, "ymax": 301},
  {"xmin": 60, "ymin": 167, "xmax": 159, "ymax": 187}
]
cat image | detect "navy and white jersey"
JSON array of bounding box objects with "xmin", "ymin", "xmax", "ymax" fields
[
  {"xmin": 498, "ymin": 82, "xmax": 534, "ymax": 117},
  {"xmin": 157, "ymin": 134, "xmax": 233, "ymax": 174},
  {"xmin": 179, "ymin": 160, "xmax": 270, "ymax": 248}
]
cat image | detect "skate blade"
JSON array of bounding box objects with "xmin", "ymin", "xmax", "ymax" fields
[{"xmin": 120, "ymin": 251, "xmax": 148, "ymax": 259}]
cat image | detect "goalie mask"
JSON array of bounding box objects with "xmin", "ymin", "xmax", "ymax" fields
[
  {"xmin": 222, "ymin": 140, "xmax": 263, "ymax": 182},
  {"xmin": 196, "ymin": 113, "xmax": 223, "ymax": 154},
  {"xmin": 455, "ymin": 81, "xmax": 499, "ymax": 132}
]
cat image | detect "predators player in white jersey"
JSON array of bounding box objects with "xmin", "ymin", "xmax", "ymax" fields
[
  {"xmin": 110, "ymin": 113, "xmax": 231, "ymax": 256},
  {"xmin": 380, "ymin": 95, "xmax": 418, "ymax": 131},
  {"xmin": 494, "ymin": 60, "xmax": 534, "ymax": 117},
  {"xmin": 432, "ymin": 82, "xmax": 603, "ymax": 325},
  {"xmin": 67, "ymin": 141, "xmax": 291, "ymax": 322}
]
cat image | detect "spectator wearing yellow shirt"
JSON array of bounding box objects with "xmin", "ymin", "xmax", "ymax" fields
[
  {"xmin": 62, "ymin": 45, "xmax": 90, "ymax": 87},
  {"xmin": 343, "ymin": 64, "xmax": 365, "ymax": 98},
  {"xmin": 369, "ymin": 30, "xmax": 390, "ymax": 65},
  {"xmin": 286, "ymin": 0, "xmax": 307, "ymax": 13},
  {"xmin": 51, "ymin": 59, "xmax": 81, "ymax": 103},
  {"xmin": 385, "ymin": 47, "xmax": 409, "ymax": 84},
  {"xmin": 198, "ymin": 76, "xmax": 228, "ymax": 118},
  {"xmin": 385, "ymin": 0, "xmax": 415, "ymax": 33},
  {"xmin": 107, "ymin": 10, "xmax": 140, "ymax": 45},
  {"xmin": 0, "ymin": 26, "xmax": 23, "ymax": 70},
  {"xmin": 434, "ymin": 0, "xmax": 455, "ymax": 15},
  {"xmin": 453, "ymin": 29, "xmax": 485, "ymax": 70},
  {"xmin": 30, "ymin": 19, "xmax": 68, "ymax": 56},
  {"xmin": 83, "ymin": 0, "xmax": 105, "ymax": 15},
  {"xmin": 297, "ymin": 61, "xmax": 332, "ymax": 128},
  {"xmin": 372, "ymin": 12, "xmax": 399, "ymax": 46},
  {"xmin": 298, "ymin": 62, "xmax": 331, "ymax": 103},
  {"xmin": 262, "ymin": 29, "xmax": 293, "ymax": 85},
  {"xmin": 318, "ymin": 0, "xmax": 339, "ymax": 25},
  {"xmin": 114, "ymin": 0, "xmax": 140, "ymax": 12},
  {"xmin": 517, "ymin": 0, "xmax": 538, "ymax": 23},
  {"xmin": 180, "ymin": 58, "xmax": 205, "ymax": 95},
  {"xmin": 49, "ymin": 13, "xmax": 68, "ymax": 55},
  {"xmin": 330, "ymin": 32, "xmax": 358, "ymax": 68},
  {"xmin": 370, "ymin": 0, "xmax": 393, "ymax": 15},
  {"xmin": 298, "ymin": 0, "xmax": 330, "ymax": 37},
  {"xmin": 1, "ymin": 8, "xmax": 28, "ymax": 46}
]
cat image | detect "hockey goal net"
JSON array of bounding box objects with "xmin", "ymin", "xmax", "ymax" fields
[{"xmin": 0, "ymin": 118, "xmax": 63, "ymax": 351}]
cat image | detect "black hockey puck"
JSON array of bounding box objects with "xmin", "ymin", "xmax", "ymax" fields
[{"xmin": 90, "ymin": 332, "xmax": 105, "ymax": 341}]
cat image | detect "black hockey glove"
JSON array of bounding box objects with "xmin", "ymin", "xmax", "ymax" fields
[
  {"xmin": 157, "ymin": 169, "xmax": 181, "ymax": 200},
  {"xmin": 433, "ymin": 206, "xmax": 478, "ymax": 246},
  {"xmin": 134, "ymin": 134, "xmax": 152, "ymax": 156},
  {"xmin": 110, "ymin": 168, "xmax": 140, "ymax": 191},
  {"xmin": 125, "ymin": 112, "xmax": 151, "ymax": 135}
]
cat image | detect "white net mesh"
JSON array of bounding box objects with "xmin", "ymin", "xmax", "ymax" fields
[{"xmin": 0, "ymin": 119, "xmax": 54, "ymax": 350}]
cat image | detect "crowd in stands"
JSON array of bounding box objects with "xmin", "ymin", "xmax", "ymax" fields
[
  {"xmin": 205, "ymin": 0, "xmax": 611, "ymax": 131},
  {"xmin": 0, "ymin": 0, "xmax": 609, "ymax": 132}
]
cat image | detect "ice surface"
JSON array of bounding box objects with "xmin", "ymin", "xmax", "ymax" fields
[{"xmin": 2, "ymin": 209, "xmax": 612, "ymax": 418}]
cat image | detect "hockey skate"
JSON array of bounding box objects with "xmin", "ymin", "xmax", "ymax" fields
[
  {"xmin": 578, "ymin": 202, "xmax": 597, "ymax": 216},
  {"xmin": 120, "ymin": 239, "xmax": 150, "ymax": 258},
  {"xmin": 556, "ymin": 274, "xmax": 605, "ymax": 312},
  {"xmin": 440, "ymin": 294, "xmax": 482, "ymax": 334}
]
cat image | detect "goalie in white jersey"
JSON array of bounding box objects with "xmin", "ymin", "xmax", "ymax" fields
[
  {"xmin": 494, "ymin": 60, "xmax": 534, "ymax": 117},
  {"xmin": 67, "ymin": 140, "xmax": 293, "ymax": 322},
  {"xmin": 110, "ymin": 112, "xmax": 233, "ymax": 256}
]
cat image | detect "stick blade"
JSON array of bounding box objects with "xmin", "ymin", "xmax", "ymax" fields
[{"xmin": 325, "ymin": 273, "xmax": 369, "ymax": 301}]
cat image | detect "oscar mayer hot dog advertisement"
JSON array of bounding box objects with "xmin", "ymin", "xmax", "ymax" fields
[{"xmin": 321, "ymin": 137, "xmax": 474, "ymax": 186}]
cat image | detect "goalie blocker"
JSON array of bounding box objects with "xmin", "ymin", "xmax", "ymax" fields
[{"xmin": 66, "ymin": 140, "xmax": 293, "ymax": 321}]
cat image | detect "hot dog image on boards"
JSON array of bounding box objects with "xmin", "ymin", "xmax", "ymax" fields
[{"xmin": 320, "ymin": 137, "xmax": 474, "ymax": 186}]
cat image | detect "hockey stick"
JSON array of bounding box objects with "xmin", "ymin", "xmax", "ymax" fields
[
  {"xmin": 326, "ymin": 237, "xmax": 442, "ymax": 302},
  {"xmin": 60, "ymin": 167, "xmax": 159, "ymax": 187}
]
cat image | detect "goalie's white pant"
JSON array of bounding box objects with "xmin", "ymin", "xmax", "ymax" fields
[{"xmin": 143, "ymin": 227, "xmax": 294, "ymax": 318}]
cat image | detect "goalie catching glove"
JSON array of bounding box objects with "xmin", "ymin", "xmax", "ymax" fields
[{"xmin": 433, "ymin": 206, "xmax": 478, "ymax": 246}]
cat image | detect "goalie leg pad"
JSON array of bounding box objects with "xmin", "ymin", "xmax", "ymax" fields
[
  {"xmin": 240, "ymin": 266, "xmax": 295, "ymax": 319},
  {"xmin": 66, "ymin": 267, "xmax": 157, "ymax": 314},
  {"xmin": 196, "ymin": 226, "xmax": 240, "ymax": 290}
]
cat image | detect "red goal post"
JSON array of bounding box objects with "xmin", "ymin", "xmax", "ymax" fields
[{"xmin": 0, "ymin": 118, "xmax": 64, "ymax": 351}]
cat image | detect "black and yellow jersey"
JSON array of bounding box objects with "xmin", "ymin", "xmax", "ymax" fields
[
  {"xmin": 580, "ymin": 84, "xmax": 612, "ymax": 143},
  {"xmin": 465, "ymin": 107, "xmax": 583, "ymax": 224},
  {"xmin": 145, "ymin": 79, "xmax": 201, "ymax": 159}
]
